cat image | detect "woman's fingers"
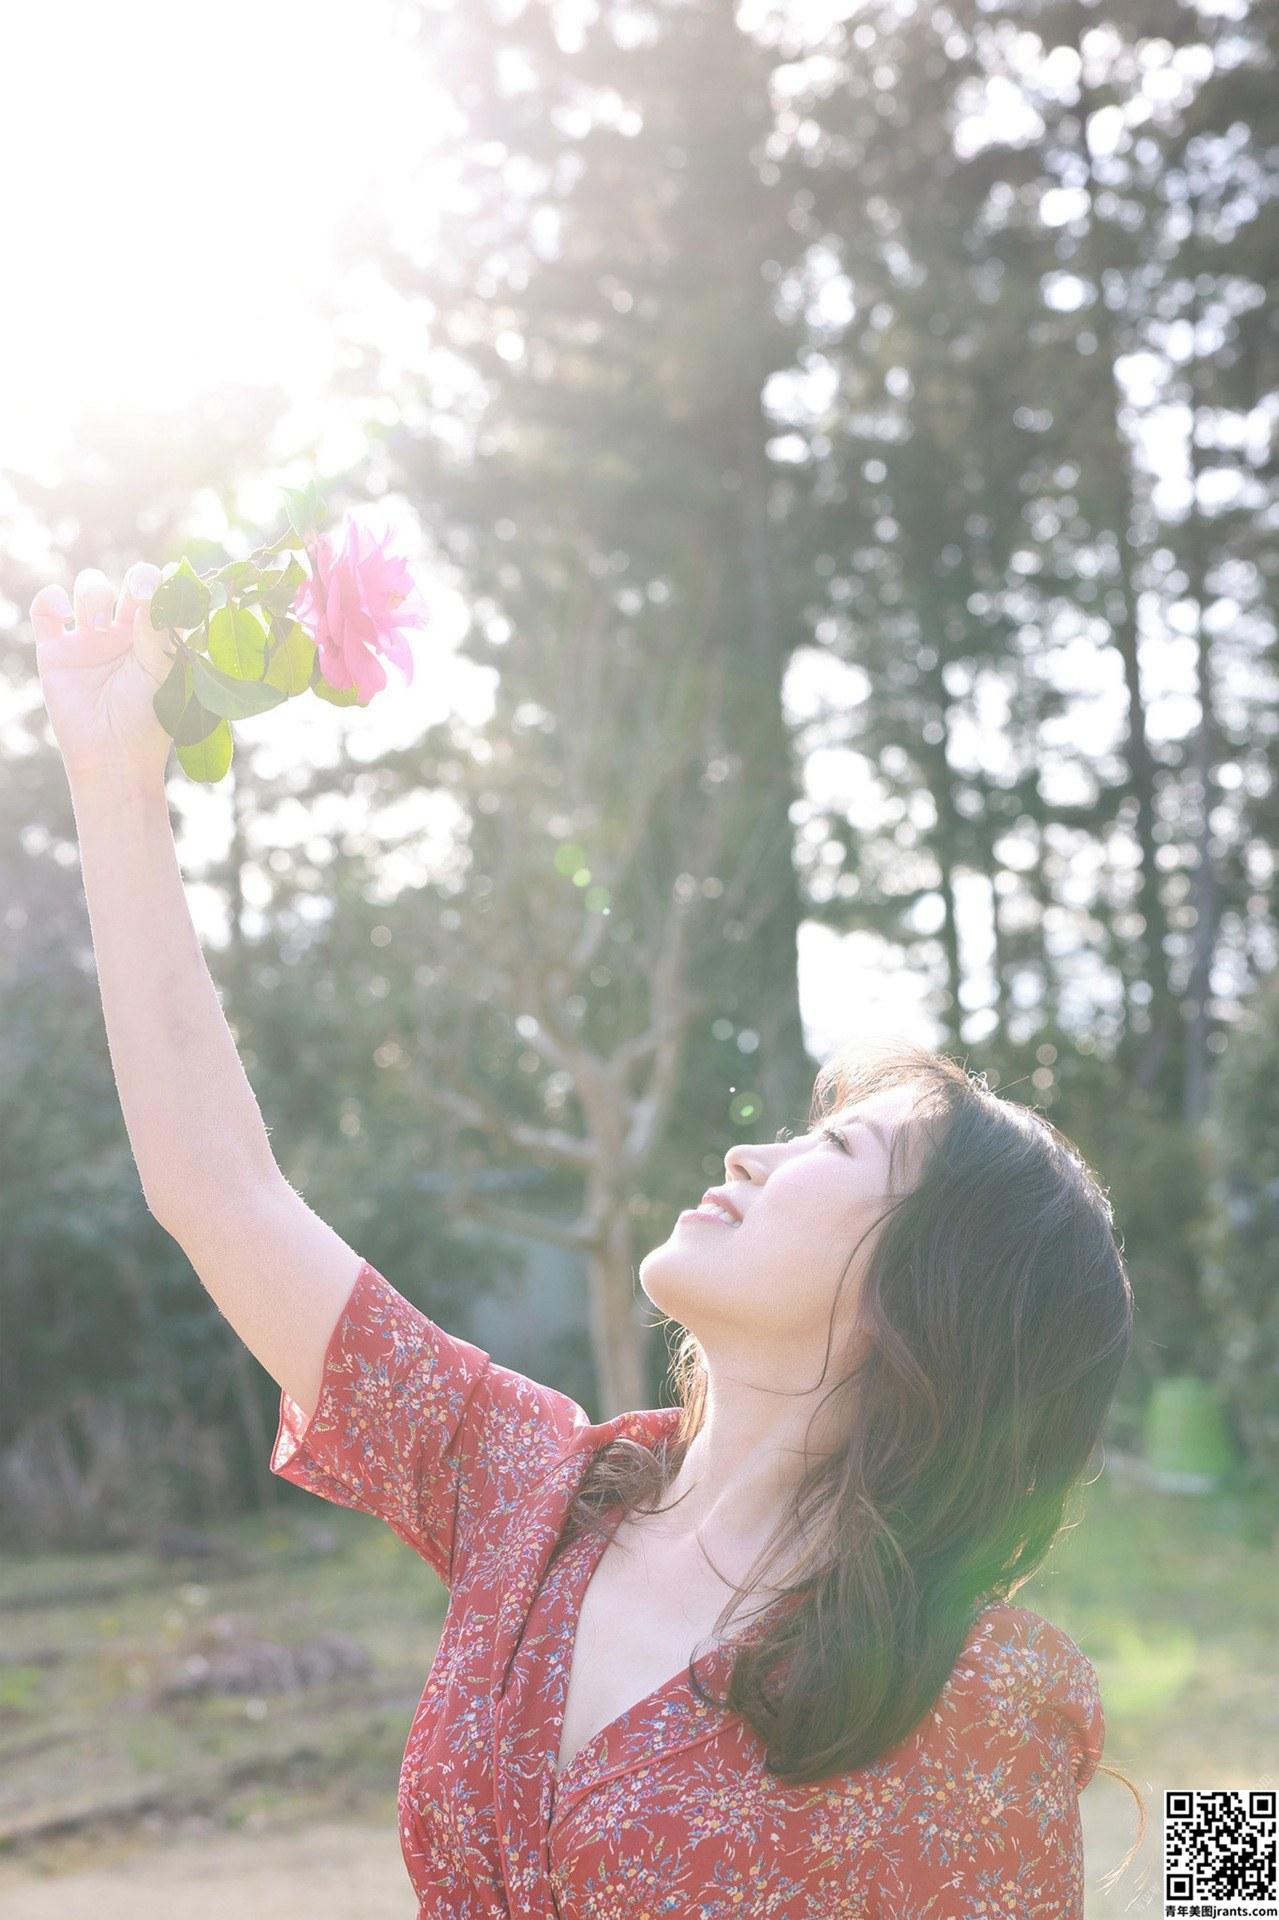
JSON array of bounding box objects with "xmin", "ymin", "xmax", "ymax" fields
[
  {"xmin": 114, "ymin": 560, "xmax": 160, "ymax": 630},
  {"xmin": 29, "ymin": 580, "xmax": 118, "ymax": 668},
  {"xmin": 122, "ymin": 562, "xmax": 172, "ymax": 685},
  {"xmin": 74, "ymin": 568, "xmax": 116, "ymax": 633},
  {"xmin": 56, "ymin": 567, "xmax": 131, "ymax": 665},
  {"xmin": 33, "ymin": 564, "xmax": 160, "ymax": 647},
  {"xmin": 118, "ymin": 563, "xmax": 169, "ymax": 681},
  {"xmin": 29, "ymin": 583, "xmax": 74, "ymax": 650},
  {"xmin": 29, "ymin": 560, "xmax": 137, "ymax": 668},
  {"xmin": 31, "ymin": 564, "xmax": 167, "ymax": 673}
]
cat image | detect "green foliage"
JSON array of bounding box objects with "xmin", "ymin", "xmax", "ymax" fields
[
  {"xmin": 1201, "ymin": 971, "xmax": 1279, "ymax": 1475},
  {"xmin": 256, "ymin": 556, "xmax": 308, "ymax": 615},
  {"xmin": 1020, "ymin": 1468, "xmax": 1277, "ymax": 1804},
  {"xmin": 176, "ymin": 717, "xmax": 234, "ymax": 783},
  {"xmin": 144, "ymin": 488, "xmax": 359, "ymax": 778},
  {"xmin": 905, "ymin": 1032, "xmax": 1215, "ymax": 1452},
  {"xmin": 283, "ymin": 478, "xmax": 327, "ymax": 541},
  {"xmin": 310, "ymin": 653, "xmax": 363, "ymax": 705},
  {"xmin": 152, "ymin": 655, "xmax": 223, "ymax": 747},
  {"xmin": 212, "ymin": 554, "xmax": 307, "ymax": 614},
  {"xmin": 4, "ymin": 0, "xmax": 1275, "ymax": 1587},
  {"xmin": 190, "ymin": 645, "xmax": 289, "ymax": 723},
  {"xmin": 206, "ymin": 605, "xmax": 269, "ymax": 679},
  {"xmin": 263, "ymin": 617, "xmax": 316, "ymax": 695},
  {"xmin": 145, "ymin": 541, "xmax": 348, "ymax": 776},
  {"xmin": 150, "ymin": 557, "xmax": 211, "ymax": 633},
  {"xmin": 1096, "ymin": 1101, "xmax": 1215, "ymax": 1388},
  {"xmin": 142, "ymin": 482, "xmax": 390, "ymax": 773}
]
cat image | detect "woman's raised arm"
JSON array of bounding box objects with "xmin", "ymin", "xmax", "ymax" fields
[{"xmin": 29, "ymin": 565, "xmax": 357, "ymax": 1413}]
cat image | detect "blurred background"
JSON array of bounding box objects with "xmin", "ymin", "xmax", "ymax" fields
[{"xmin": 1, "ymin": 0, "xmax": 1275, "ymax": 1913}]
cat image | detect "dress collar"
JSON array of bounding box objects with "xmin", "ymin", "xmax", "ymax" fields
[{"xmin": 488, "ymin": 1405, "xmax": 807, "ymax": 1915}]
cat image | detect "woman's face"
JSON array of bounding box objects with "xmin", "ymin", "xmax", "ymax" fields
[{"xmin": 638, "ymin": 1082, "xmax": 927, "ymax": 1361}]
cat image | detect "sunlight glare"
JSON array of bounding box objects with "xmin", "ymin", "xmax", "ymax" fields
[{"xmin": 4, "ymin": 0, "xmax": 440, "ymax": 471}]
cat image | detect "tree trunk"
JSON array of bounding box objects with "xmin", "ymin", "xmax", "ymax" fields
[
  {"xmin": 1182, "ymin": 281, "xmax": 1221, "ymax": 1130},
  {"xmin": 1069, "ymin": 52, "xmax": 1176, "ymax": 1096},
  {"xmin": 589, "ymin": 1205, "xmax": 649, "ymax": 1418}
]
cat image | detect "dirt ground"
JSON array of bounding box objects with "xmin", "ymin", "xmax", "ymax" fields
[{"xmin": 0, "ymin": 1795, "xmax": 414, "ymax": 1920}]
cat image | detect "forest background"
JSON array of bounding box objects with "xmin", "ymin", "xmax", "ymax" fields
[
  {"xmin": 0, "ymin": 1, "xmax": 1275, "ymax": 1898},
  {"xmin": 5, "ymin": 0, "xmax": 1275, "ymax": 1513}
]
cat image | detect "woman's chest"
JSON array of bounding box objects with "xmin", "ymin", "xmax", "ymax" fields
[{"xmin": 554, "ymin": 1528, "xmax": 743, "ymax": 1781}]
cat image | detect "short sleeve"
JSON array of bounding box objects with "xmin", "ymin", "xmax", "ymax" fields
[
  {"xmin": 270, "ymin": 1257, "xmax": 590, "ymax": 1587},
  {"xmin": 869, "ymin": 1605, "xmax": 1106, "ymax": 1920}
]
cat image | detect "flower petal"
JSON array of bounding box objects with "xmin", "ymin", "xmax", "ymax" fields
[
  {"xmin": 377, "ymin": 627, "xmax": 415, "ymax": 685},
  {"xmin": 349, "ymin": 644, "xmax": 387, "ymax": 702}
]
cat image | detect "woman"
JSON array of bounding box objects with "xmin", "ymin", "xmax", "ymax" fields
[{"xmin": 31, "ymin": 565, "xmax": 1144, "ymax": 1917}]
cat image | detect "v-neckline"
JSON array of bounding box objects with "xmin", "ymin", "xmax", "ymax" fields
[
  {"xmin": 549, "ymin": 1517, "xmax": 795, "ymax": 1798},
  {"xmin": 550, "ymin": 1525, "xmax": 680, "ymax": 1789}
]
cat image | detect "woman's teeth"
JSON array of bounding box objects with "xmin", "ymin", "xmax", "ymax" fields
[{"xmin": 695, "ymin": 1203, "xmax": 739, "ymax": 1224}]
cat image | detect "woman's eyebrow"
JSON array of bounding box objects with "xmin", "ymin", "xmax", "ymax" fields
[{"xmin": 843, "ymin": 1114, "xmax": 892, "ymax": 1155}]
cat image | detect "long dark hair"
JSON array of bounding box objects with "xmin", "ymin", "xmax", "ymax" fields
[{"xmin": 548, "ymin": 1040, "xmax": 1146, "ymax": 1882}]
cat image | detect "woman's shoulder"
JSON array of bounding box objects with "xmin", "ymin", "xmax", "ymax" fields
[
  {"xmin": 535, "ymin": 1401, "xmax": 683, "ymax": 1496},
  {"xmin": 938, "ymin": 1597, "xmax": 1106, "ymax": 1789},
  {"xmin": 959, "ymin": 1597, "xmax": 1103, "ymax": 1702}
]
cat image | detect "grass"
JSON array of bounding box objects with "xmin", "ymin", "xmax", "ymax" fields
[
  {"xmin": 0, "ymin": 1464, "xmax": 1274, "ymax": 1915},
  {"xmin": 0, "ymin": 1505, "xmax": 444, "ymax": 1857},
  {"xmin": 1018, "ymin": 1465, "xmax": 1278, "ymax": 1911}
]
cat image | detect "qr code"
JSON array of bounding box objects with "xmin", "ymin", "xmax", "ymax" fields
[{"xmin": 1164, "ymin": 1789, "xmax": 1277, "ymax": 1916}]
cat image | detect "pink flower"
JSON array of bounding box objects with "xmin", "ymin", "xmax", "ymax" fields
[{"xmin": 291, "ymin": 518, "xmax": 429, "ymax": 705}]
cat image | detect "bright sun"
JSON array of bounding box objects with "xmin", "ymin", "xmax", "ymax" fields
[{"xmin": 3, "ymin": 0, "xmax": 445, "ymax": 473}]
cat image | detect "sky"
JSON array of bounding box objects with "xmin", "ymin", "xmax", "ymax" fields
[{"xmin": 1, "ymin": 0, "xmax": 1229, "ymax": 1068}]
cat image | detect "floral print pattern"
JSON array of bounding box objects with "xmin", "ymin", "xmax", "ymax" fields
[{"xmin": 271, "ymin": 1258, "xmax": 1105, "ymax": 1918}]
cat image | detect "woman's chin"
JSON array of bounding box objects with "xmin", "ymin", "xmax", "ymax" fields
[{"xmin": 638, "ymin": 1235, "xmax": 730, "ymax": 1316}]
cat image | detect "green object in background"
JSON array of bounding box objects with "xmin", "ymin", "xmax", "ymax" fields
[{"xmin": 1144, "ymin": 1376, "xmax": 1238, "ymax": 1491}]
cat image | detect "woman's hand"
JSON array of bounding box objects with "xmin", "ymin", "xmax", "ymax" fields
[{"xmin": 28, "ymin": 564, "xmax": 177, "ymax": 788}]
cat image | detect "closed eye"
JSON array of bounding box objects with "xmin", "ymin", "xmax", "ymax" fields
[{"xmin": 820, "ymin": 1125, "xmax": 851, "ymax": 1153}]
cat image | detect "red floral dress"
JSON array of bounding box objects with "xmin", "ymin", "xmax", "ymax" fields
[{"xmin": 270, "ymin": 1258, "xmax": 1106, "ymax": 1919}]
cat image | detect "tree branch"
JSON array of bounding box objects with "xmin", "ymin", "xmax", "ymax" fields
[
  {"xmin": 418, "ymin": 1079, "xmax": 594, "ymax": 1169},
  {"xmin": 613, "ymin": 989, "xmax": 716, "ymax": 1078},
  {"xmin": 453, "ymin": 1195, "xmax": 597, "ymax": 1254}
]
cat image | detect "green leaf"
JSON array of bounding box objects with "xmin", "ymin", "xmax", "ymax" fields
[
  {"xmin": 263, "ymin": 619, "xmax": 316, "ymax": 696},
  {"xmin": 207, "ymin": 606, "xmax": 269, "ymax": 679},
  {"xmin": 310, "ymin": 653, "xmax": 364, "ymax": 706},
  {"xmin": 152, "ymin": 655, "xmax": 224, "ymax": 746},
  {"xmin": 152, "ymin": 653, "xmax": 190, "ymax": 737},
  {"xmin": 177, "ymin": 718, "xmax": 234, "ymax": 783},
  {"xmin": 312, "ymin": 676, "xmax": 364, "ymax": 707},
  {"xmin": 213, "ymin": 555, "xmax": 307, "ymax": 612},
  {"xmin": 284, "ymin": 480, "xmax": 326, "ymax": 541},
  {"xmin": 173, "ymin": 696, "xmax": 224, "ymax": 747},
  {"xmin": 191, "ymin": 651, "xmax": 290, "ymax": 721},
  {"xmin": 150, "ymin": 558, "xmax": 211, "ymax": 633},
  {"xmin": 249, "ymin": 526, "xmax": 305, "ymax": 562},
  {"xmin": 255, "ymin": 555, "xmax": 307, "ymax": 615},
  {"xmin": 212, "ymin": 559, "xmax": 268, "ymax": 594}
]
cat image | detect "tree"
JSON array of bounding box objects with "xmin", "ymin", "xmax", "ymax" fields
[{"xmin": 327, "ymin": 0, "xmax": 826, "ymax": 1408}]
